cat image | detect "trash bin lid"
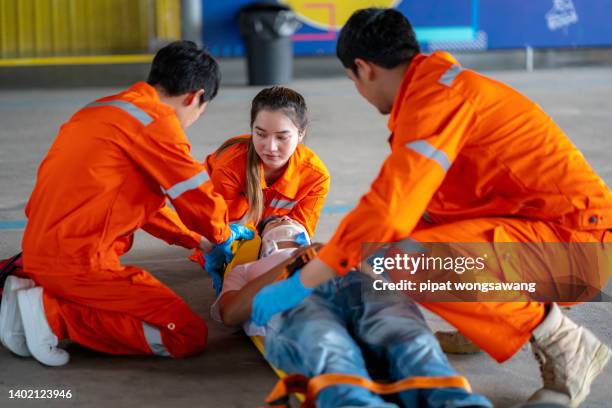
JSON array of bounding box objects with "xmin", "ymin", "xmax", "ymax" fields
[
  {"xmin": 238, "ymin": 1, "xmax": 301, "ymax": 38},
  {"xmin": 239, "ymin": 2, "xmax": 291, "ymax": 14}
]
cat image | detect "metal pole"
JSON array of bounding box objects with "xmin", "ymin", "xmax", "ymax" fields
[
  {"xmin": 525, "ymin": 45, "xmax": 534, "ymax": 72},
  {"xmin": 181, "ymin": 0, "xmax": 203, "ymax": 46}
]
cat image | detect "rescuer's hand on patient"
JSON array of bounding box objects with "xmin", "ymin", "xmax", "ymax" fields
[
  {"xmin": 250, "ymin": 270, "xmax": 313, "ymax": 326},
  {"xmin": 221, "ymin": 224, "xmax": 255, "ymax": 262},
  {"xmin": 204, "ymin": 245, "xmax": 225, "ymax": 296},
  {"xmin": 204, "ymin": 224, "xmax": 255, "ymax": 296}
]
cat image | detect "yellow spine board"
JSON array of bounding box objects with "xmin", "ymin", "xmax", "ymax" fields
[
  {"xmin": 224, "ymin": 232, "xmax": 262, "ymax": 277},
  {"xmin": 226, "ymin": 238, "xmax": 305, "ymax": 403}
]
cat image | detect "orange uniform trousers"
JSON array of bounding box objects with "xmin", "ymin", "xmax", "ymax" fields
[
  {"xmin": 405, "ymin": 217, "xmax": 610, "ymax": 363},
  {"xmin": 23, "ymin": 264, "xmax": 207, "ymax": 358}
]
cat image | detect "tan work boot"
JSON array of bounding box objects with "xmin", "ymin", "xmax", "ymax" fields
[
  {"xmin": 527, "ymin": 389, "xmax": 570, "ymax": 405},
  {"xmin": 529, "ymin": 303, "xmax": 610, "ymax": 407},
  {"xmin": 435, "ymin": 330, "xmax": 482, "ymax": 354}
]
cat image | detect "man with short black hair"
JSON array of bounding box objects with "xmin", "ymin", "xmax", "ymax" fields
[
  {"xmin": 0, "ymin": 41, "xmax": 253, "ymax": 366},
  {"xmin": 147, "ymin": 40, "xmax": 221, "ymax": 109},
  {"xmin": 251, "ymin": 8, "xmax": 611, "ymax": 406}
]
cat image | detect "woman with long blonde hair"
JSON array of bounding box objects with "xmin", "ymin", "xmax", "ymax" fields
[
  {"xmin": 192, "ymin": 86, "xmax": 329, "ymax": 290},
  {"xmin": 206, "ymin": 86, "xmax": 329, "ymax": 234}
]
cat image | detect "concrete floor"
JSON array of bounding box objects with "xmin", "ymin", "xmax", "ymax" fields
[{"xmin": 0, "ymin": 66, "xmax": 611, "ymax": 407}]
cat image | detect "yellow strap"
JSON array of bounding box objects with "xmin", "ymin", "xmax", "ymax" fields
[{"xmin": 308, "ymin": 373, "xmax": 472, "ymax": 397}]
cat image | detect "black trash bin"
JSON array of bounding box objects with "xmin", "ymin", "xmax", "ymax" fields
[{"xmin": 239, "ymin": 2, "xmax": 301, "ymax": 86}]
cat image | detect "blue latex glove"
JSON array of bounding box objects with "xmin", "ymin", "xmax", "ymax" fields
[
  {"xmin": 220, "ymin": 224, "xmax": 255, "ymax": 263},
  {"xmin": 251, "ymin": 270, "xmax": 313, "ymax": 326},
  {"xmin": 203, "ymin": 244, "xmax": 225, "ymax": 296},
  {"xmin": 204, "ymin": 223, "xmax": 255, "ymax": 295}
]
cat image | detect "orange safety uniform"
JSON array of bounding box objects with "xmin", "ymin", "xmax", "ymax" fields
[
  {"xmin": 188, "ymin": 136, "xmax": 330, "ymax": 267},
  {"xmin": 21, "ymin": 82, "xmax": 232, "ymax": 358},
  {"xmin": 204, "ymin": 136, "xmax": 330, "ymax": 236},
  {"xmin": 318, "ymin": 52, "xmax": 612, "ymax": 362}
]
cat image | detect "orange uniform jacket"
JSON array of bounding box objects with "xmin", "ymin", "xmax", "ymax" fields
[
  {"xmin": 22, "ymin": 81, "xmax": 231, "ymax": 272},
  {"xmin": 204, "ymin": 136, "xmax": 330, "ymax": 236},
  {"xmin": 319, "ymin": 52, "xmax": 612, "ymax": 275}
]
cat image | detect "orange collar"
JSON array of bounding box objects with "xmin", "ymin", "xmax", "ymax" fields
[
  {"xmin": 260, "ymin": 146, "xmax": 301, "ymax": 199},
  {"xmin": 126, "ymin": 81, "xmax": 161, "ymax": 102},
  {"xmin": 387, "ymin": 53, "xmax": 426, "ymax": 132}
]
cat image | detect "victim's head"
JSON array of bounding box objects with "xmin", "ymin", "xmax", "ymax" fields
[{"xmin": 259, "ymin": 216, "xmax": 311, "ymax": 258}]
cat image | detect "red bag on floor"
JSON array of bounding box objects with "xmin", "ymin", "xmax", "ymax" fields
[{"xmin": 0, "ymin": 252, "xmax": 24, "ymax": 297}]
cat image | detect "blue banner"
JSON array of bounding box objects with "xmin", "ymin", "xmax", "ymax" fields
[{"xmin": 202, "ymin": 0, "xmax": 612, "ymax": 57}]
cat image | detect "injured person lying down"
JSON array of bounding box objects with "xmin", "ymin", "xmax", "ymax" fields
[{"xmin": 212, "ymin": 216, "xmax": 492, "ymax": 408}]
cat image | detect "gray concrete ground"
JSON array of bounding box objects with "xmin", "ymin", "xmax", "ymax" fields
[{"xmin": 0, "ymin": 65, "xmax": 611, "ymax": 407}]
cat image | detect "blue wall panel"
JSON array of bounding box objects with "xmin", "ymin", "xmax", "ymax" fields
[
  {"xmin": 202, "ymin": 0, "xmax": 612, "ymax": 57},
  {"xmin": 481, "ymin": 1, "xmax": 612, "ymax": 49}
]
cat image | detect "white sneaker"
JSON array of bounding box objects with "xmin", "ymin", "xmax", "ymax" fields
[
  {"xmin": 529, "ymin": 303, "xmax": 610, "ymax": 407},
  {"xmin": 17, "ymin": 287, "xmax": 69, "ymax": 366},
  {"xmin": 0, "ymin": 276, "xmax": 35, "ymax": 356}
]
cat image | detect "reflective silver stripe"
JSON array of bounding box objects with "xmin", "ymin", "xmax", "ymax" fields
[
  {"xmin": 405, "ymin": 140, "xmax": 451, "ymax": 172},
  {"xmin": 164, "ymin": 170, "xmax": 209, "ymax": 200},
  {"xmin": 422, "ymin": 210, "xmax": 433, "ymax": 224},
  {"xmin": 439, "ymin": 64, "xmax": 464, "ymax": 87},
  {"xmin": 269, "ymin": 198, "xmax": 297, "ymax": 210},
  {"xmin": 86, "ymin": 100, "xmax": 153, "ymax": 126},
  {"xmin": 142, "ymin": 322, "xmax": 171, "ymax": 357}
]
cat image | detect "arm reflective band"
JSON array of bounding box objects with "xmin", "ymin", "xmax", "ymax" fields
[
  {"xmin": 164, "ymin": 170, "xmax": 209, "ymax": 200},
  {"xmin": 405, "ymin": 140, "xmax": 451, "ymax": 173},
  {"xmin": 269, "ymin": 198, "xmax": 297, "ymax": 210}
]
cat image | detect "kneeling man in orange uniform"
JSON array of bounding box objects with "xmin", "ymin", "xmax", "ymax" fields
[{"xmin": 0, "ymin": 41, "xmax": 253, "ymax": 366}]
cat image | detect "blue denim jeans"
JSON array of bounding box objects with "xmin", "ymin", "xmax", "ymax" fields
[{"xmin": 265, "ymin": 272, "xmax": 492, "ymax": 408}]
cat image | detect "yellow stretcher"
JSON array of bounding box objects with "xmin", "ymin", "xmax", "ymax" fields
[
  {"xmin": 224, "ymin": 237, "xmax": 303, "ymax": 403},
  {"xmin": 225, "ymin": 238, "xmax": 289, "ymax": 377},
  {"xmin": 223, "ymin": 239, "xmax": 472, "ymax": 408}
]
